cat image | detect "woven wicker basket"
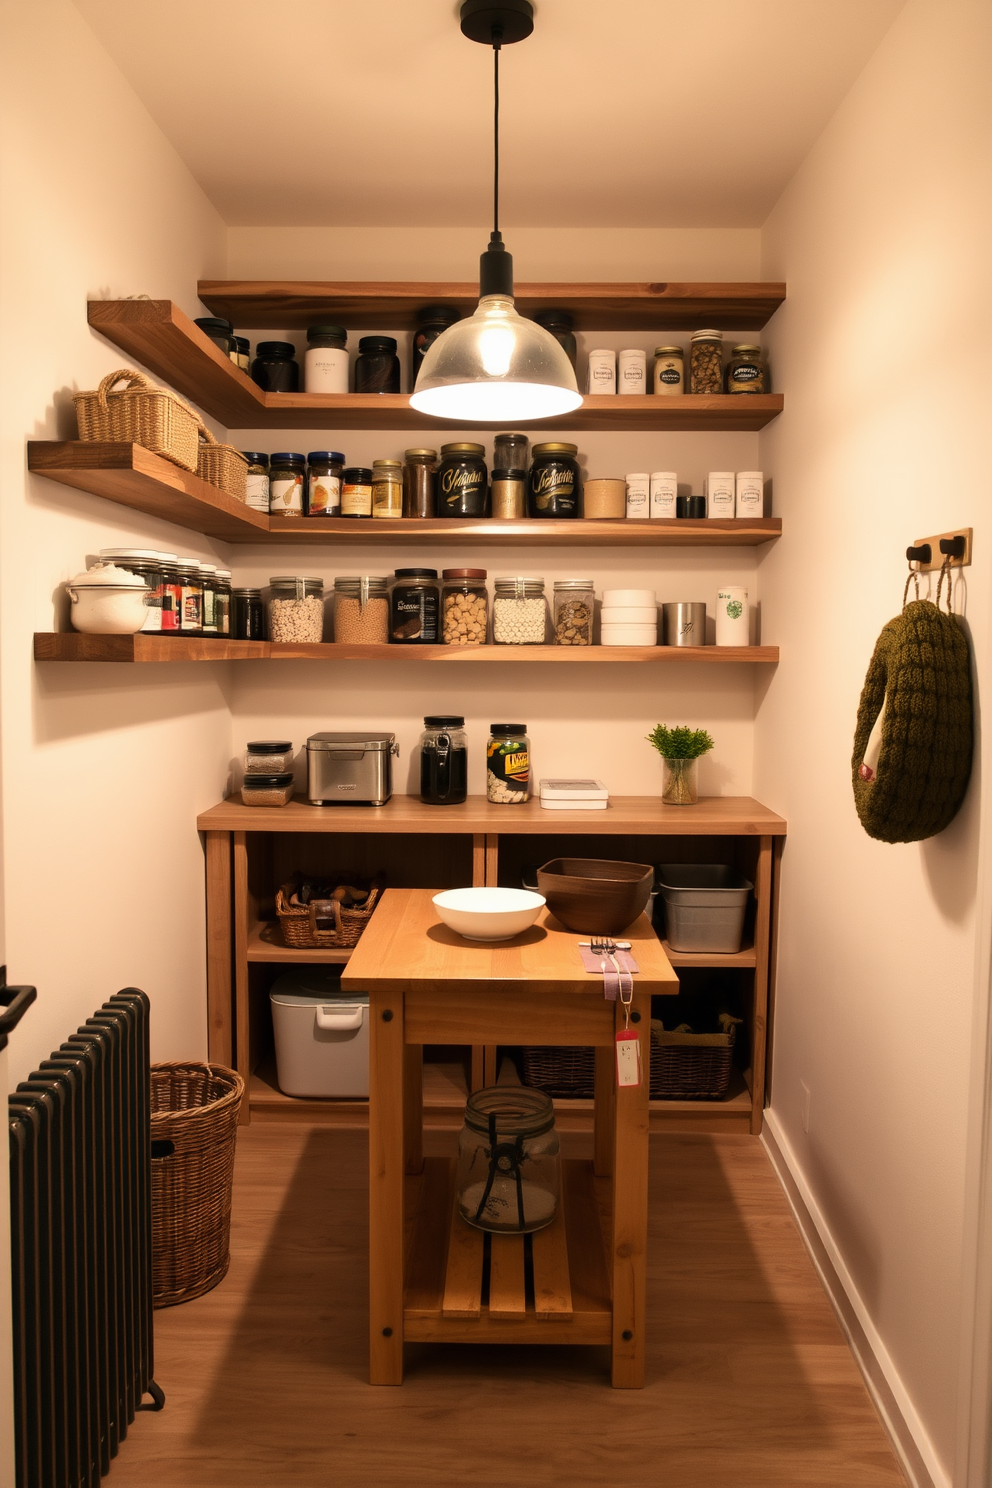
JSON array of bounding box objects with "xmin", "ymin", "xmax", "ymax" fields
[
  {"xmin": 275, "ymin": 873, "xmax": 386, "ymax": 950},
  {"xmin": 150, "ymin": 1062, "xmax": 244, "ymax": 1307},
  {"xmin": 197, "ymin": 425, "xmax": 249, "ymax": 502},
  {"xmin": 521, "ymin": 1015, "xmax": 741, "ymax": 1102},
  {"xmin": 73, "ymin": 367, "xmax": 200, "ymax": 472}
]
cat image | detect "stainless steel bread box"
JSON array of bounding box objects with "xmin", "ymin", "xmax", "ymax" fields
[{"xmin": 307, "ymin": 732, "xmax": 398, "ymax": 806}]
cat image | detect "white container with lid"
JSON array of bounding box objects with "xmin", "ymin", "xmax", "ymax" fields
[
  {"xmin": 625, "ymin": 473, "xmax": 650, "ymax": 519},
  {"xmin": 649, "ymin": 471, "xmax": 677, "ymax": 519},
  {"xmin": 736, "ymin": 471, "xmax": 764, "ymax": 518},
  {"xmin": 270, "ymin": 967, "xmax": 370, "ymax": 1097},
  {"xmin": 66, "ymin": 562, "xmax": 150, "ymax": 634},
  {"xmin": 706, "ymin": 472, "xmax": 736, "ymax": 519},
  {"xmin": 586, "ymin": 349, "xmax": 616, "ymax": 394},
  {"xmin": 617, "ymin": 349, "xmax": 647, "ymax": 395},
  {"xmin": 715, "ymin": 586, "xmax": 749, "ymax": 646}
]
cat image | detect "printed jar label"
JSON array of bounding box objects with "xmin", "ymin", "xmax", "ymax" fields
[
  {"xmin": 531, "ymin": 467, "xmax": 576, "ymax": 512},
  {"xmin": 181, "ymin": 587, "xmax": 202, "ymax": 629},
  {"xmin": 341, "ymin": 482, "xmax": 372, "ymax": 517},
  {"xmin": 308, "ymin": 474, "xmax": 341, "ymax": 515},
  {"xmin": 270, "ymin": 474, "xmax": 303, "ymax": 513},
  {"xmin": 245, "ymin": 473, "xmax": 270, "ymax": 512},
  {"xmin": 728, "ymin": 364, "xmax": 762, "ymax": 391},
  {"xmin": 658, "ymin": 367, "xmax": 682, "ymax": 385},
  {"xmin": 488, "ymin": 740, "xmax": 530, "ymax": 788}
]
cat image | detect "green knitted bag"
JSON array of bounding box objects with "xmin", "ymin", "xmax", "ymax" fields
[{"xmin": 852, "ymin": 598, "xmax": 972, "ymax": 843}]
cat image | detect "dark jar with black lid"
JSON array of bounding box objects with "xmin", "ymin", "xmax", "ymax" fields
[
  {"xmin": 195, "ymin": 317, "xmax": 235, "ymax": 356},
  {"xmin": 528, "ymin": 442, "xmax": 580, "ymax": 518},
  {"xmin": 233, "ymin": 587, "xmax": 265, "ymax": 640},
  {"xmin": 420, "ymin": 716, "xmax": 468, "ymax": 806},
  {"xmin": 354, "ymin": 337, "xmax": 400, "ymax": 394},
  {"xmin": 390, "ymin": 569, "xmax": 440, "ymax": 644},
  {"xmin": 533, "ymin": 310, "xmax": 577, "ymax": 370},
  {"xmin": 437, "ymin": 443, "xmax": 488, "ymax": 518},
  {"xmin": 250, "ymin": 341, "xmax": 300, "ymax": 393},
  {"xmin": 412, "ymin": 306, "xmax": 459, "ymax": 388}
]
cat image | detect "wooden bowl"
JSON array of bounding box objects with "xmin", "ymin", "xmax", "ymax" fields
[{"xmin": 536, "ymin": 858, "xmax": 654, "ymax": 936}]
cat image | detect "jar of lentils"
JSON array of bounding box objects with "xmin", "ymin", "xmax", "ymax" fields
[
  {"xmin": 441, "ymin": 569, "xmax": 488, "ymax": 645},
  {"xmin": 552, "ymin": 579, "xmax": 594, "ymax": 646},
  {"xmin": 689, "ymin": 330, "xmax": 724, "ymax": 394},
  {"xmin": 492, "ymin": 577, "xmax": 548, "ymax": 645},
  {"xmin": 333, "ymin": 576, "xmax": 389, "ymax": 644},
  {"xmin": 267, "ymin": 575, "xmax": 325, "ymax": 644}
]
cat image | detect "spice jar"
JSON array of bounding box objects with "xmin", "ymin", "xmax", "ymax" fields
[
  {"xmin": 241, "ymin": 773, "xmax": 294, "ymax": 807},
  {"xmin": 269, "ymin": 452, "xmax": 306, "ymax": 516},
  {"xmin": 194, "ymin": 317, "xmax": 235, "ymax": 356},
  {"xmin": 306, "ymin": 451, "xmax": 344, "ymax": 516},
  {"xmin": 441, "ymin": 568, "xmax": 488, "ymax": 645},
  {"xmin": 372, "ymin": 460, "xmax": 403, "ymax": 519},
  {"xmin": 175, "ymin": 560, "xmax": 203, "ymax": 633},
  {"xmin": 304, "ymin": 326, "xmax": 349, "ymax": 394},
  {"xmin": 251, "ymin": 341, "xmax": 300, "ymax": 393},
  {"xmin": 437, "ymin": 443, "xmax": 488, "ymax": 518},
  {"xmin": 333, "ymin": 576, "xmax": 389, "ymax": 644},
  {"xmin": 493, "ymin": 431, "xmax": 529, "ymax": 471},
  {"xmin": 215, "ymin": 570, "xmax": 232, "ymax": 635},
  {"xmin": 487, "ymin": 724, "xmax": 531, "ymax": 803},
  {"xmin": 243, "ymin": 452, "xmax": 270, "ymax": 513},
  {"xmin": 493, "ymin": 576, "xmax": 548, "ymax": 644},
  {"xmin": 341, "ymin": 466, "xmax": 373, "ymax": 518},
  {"xmin": 98, "ymin": 548, "xmax": 169, "ymax": 632},
  {"xmin": 725, "ymin": 344, "xmax": 768, "ymax": 394},
  {"xmin": 354, "ymin": 336, "xmax": 400, "ymax": 394},
  {"xmin": 233, "ymin": 586, "xmax": 264, "ymax": 640},
  {"xmin": 689, "ymin": 330, "xmax": 723, "ymax": 394},
  {"xmin": 653, "ymin": 346, "xmax": 684, "ymax": 395},
  {"xmin": 457, "ymin": 1087, "xmax": 560, "ymax": 1233},
  {"xmin": 267, "ymin": 576, "xmax": 325, "ymax": 644},
  {"xmin": 245, "ymin": 740, "xmax": 294, "ymax": 773},
  {"xmin": 528, "ymin": 443, "xmax": 580, "ymax": 518},
  {"xmin": 390, "ymin": 569, "xmax": 439, "ymax": 644},
  {"xmin": 233, "ymin": 337, "xmax": 250, "ymax": 374},
  {"xmin": 420, "ymin": 716, "xmax": 468, "ymax": 806},
  {"xmin": 412, "ymin": 306, "xmax": 459, "ymax": 387},
  {"xmin": 552, "ymin": 579, "xmax": 594, "ymax": 646},
  {"xmin": 534, "ymin": 310, "xmax": 576, "ymax": 370},
  {"xmin": 490, "ymin": 470, "xmax": 527, "ymax": 518},
  {"xmin": 199, "ymin": 563, "xmax": 219, "ymax": 635},
  {"xmin": 160, "ymin": 560, "xmax": 182, "ymax": 634},
  {"xmin": 402, "ymin": 449, "xmax": 437, "ymax": 518}
]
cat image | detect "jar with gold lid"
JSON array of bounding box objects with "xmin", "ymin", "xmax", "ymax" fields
[
  {"xmin": 725, "ymin": 344, "xmax": 768, "ymax": 394},
  {"xmin": 372, "ymin": 459, "xmax": 403, "ymax": 519},
  {"xmin": 437, "ymin": 443, "xmax": 488, "ymax": 518},
  {"xmin": 528, "ymin": 442, "xmax": 580, "ymax": 518}
]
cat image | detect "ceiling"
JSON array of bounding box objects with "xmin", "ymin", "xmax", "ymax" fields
[{"xmin": 73, "ymin": 0, "xmax": 905, "ymax": 228}]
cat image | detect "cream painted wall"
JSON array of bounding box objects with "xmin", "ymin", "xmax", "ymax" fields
[{"xmin": 755, "ymin": 1, "xmax": 992, "ymax": 1483}]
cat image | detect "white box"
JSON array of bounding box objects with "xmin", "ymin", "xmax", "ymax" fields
[
  {"xmin": 271, "ymin": 969, "xmax": 369, "ymax": 1097},
  {"xmin": 540, "ymin": 778, "xmax": 609, "ymax": 810},
  {"xmin": 736, "ymin": 471, "xmax": 764, "ymax": 517},
  {"xmin": 625, "ymin": 473, "xmax": 650, "ymax": 519},
  {"xmin": 602, "ymin": 588, "xmax": 656, "ymax": 606},
  {"xmin": 706, "ymin": 471, "xmax": 736, "ymax": 518},
  {"xmin": 650, "ymin": 471, "xmax": 677, "ymax": 519}
]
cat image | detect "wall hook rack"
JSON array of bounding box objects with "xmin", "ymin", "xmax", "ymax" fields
[{"xmin": 907, "ymin": 527, "xmax": 972, "ymax": 572}]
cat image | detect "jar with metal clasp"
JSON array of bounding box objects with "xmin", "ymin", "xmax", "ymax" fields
[{"xmin": 456, "ymin": 1087, "xmax": 560, "ymax": 1233}]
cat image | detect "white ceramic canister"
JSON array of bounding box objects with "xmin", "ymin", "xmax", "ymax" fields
[
  {"xmin": 617, "ymin": 349, "xmax": 647, "ymax": 395},
  {"xmin": 66, "ymin": 562, "xmax": 150, "ymax": 635},
  {"xmin": 706, "ymin": 471, "xmax": 736, "ymax": 519},
  {"xmin": 602, "ymin": 588, "xmax": 656, "ymax": 607},
  {"xmin": 649, "ymin": 471, "xmax": 677, "ymax": 519},
  {"xmin": 736, "ymin": 471, "xmax": 764, "ymax": 518},
  {"xmin": 586, "ymin": 349, "xmax": 616, "ymax": 394},
  {"xmin": 625, "ymin": 473, "xmax": 650, "ymax": 519},
  {"xmin": 715, "ymin": 586, "xmax": 749, "ymax": 646},
  {"xmin": 304, "ymin": 328, "xmax": 350, "ymax": 393}
]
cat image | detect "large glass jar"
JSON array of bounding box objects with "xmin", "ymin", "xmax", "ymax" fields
[
  {"xmin": 493, "ymin": 576, "xmax": 548, "ymax": 644},
  {"xmin": 372, "ymin": 459, "xmax": 403, "ymax": 519},
  {"xmin": 441, "ymin": 568, "xmax": 488, "ymax": 645},
  {"xmin": 457, "ymin": 1087, "xmax": 560, "ymax": 1233},
  {"xmin": 725, "ymin": 344, "xmax": 768, "ymax": 394},
  {"xmin": 354, "ymin": 336, "xmax": 400, "ymax": 394},
  {"xmin": 689, "ymin": 329, "xmax": 723, "ymax": 394},
  {"xmin": 412, "ymin": 306, "xmax": 459, "ymax": 388},
  {"xmin": 552, "ymin": 579, "xmax": 594, "ymax": 646},
  {"xmin": 528, "ymin": 443, "xmax": 580, "ymax": 518},
  {"xmin": 98, "ymin": 549, "xmax": 168, "ymax": 633},
  {"xmin": 267, "ymin": 575, "xmax": 325, "ymax": 644},
  {"xmin": 194, "ymin": 317, "xmax": 235, "ymax": 356},
  {"xmin": 269, "ymin": 452, "xmax": 306, "ymax": 516},
  {"xmin": 437, "ymin": 443, "xmax": 488, "ymax": 518},
  {"xmin": 333, "ymin": 576, "xmax": 389, "ymax": 644},
  {"xmin": 304, "ymin": 325, "xmax": 349, "ymax": 393},
  {"xmin": 233, "ymin": 586, "xmax": 264, "ymax": 640},
  {"xmin": 251, "ymin": 341, "xmax": 299, "ymax": 393},
  {"xmin": 403, "ymin": 448, "xmax": 437, "ymax": 517},
  {"xmin": 419, "ymin": 715, "xmax": 467, "ymax": 805},
  {"xmin": 306, "ymin": 451, "xmax": 344, "ymax": 516},
  {"xmin": 390, "ymin": 569, "xmax": 439, "ymax": 644},
  {"xmin": 487, "ymin": 724, "xmax": 530, "ymax": 803}
]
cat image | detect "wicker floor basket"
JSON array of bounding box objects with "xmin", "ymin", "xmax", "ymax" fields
[
  {"xmin": 73, "ymin": 368, "xmax": 200, "ymax": 472},
  {"xmin": 150, "ymin": 1062, "xmax": 244, "ymax": 1308},
  {"xmin": 521, "ymin": 1016, "xmax": 741, "ymax": 1102},
  {"xmin": 275, "ymin": 873, "xmax": 386, "ymax": 950},
  {"xmin": 197, "ymin": 425, "xmax": 248, "ymax": 501}
]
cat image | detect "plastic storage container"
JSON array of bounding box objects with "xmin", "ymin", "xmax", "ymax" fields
[
  {"xmin": 270, "ymin": 969, "xmax": 370, "ymax": 1097},
  {"xmin": 654, "ymin": 864, "xmax": 753, "ymax": 953}
]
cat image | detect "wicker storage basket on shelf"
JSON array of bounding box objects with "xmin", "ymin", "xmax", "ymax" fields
[
  {"xmin": 150, "ymin": 1062, "xmax": 244, "ymax": 1307},
  {"xmin": 275, "ymin": 873, "xmax": 386, "ymax": 950},
  {"xmin": 521, "ymin": 1014, "xmax": 742, "ymax": 1102},
  {"xmin": 73, "ymin": 367, "xmax": 200, "ymax": 472},
  {"xmin": 197, "ymin": 425, "xmax": 249, "ymax": 502}
]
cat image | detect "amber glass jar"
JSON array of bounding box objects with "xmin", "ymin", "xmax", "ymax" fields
[{"xmin": 403, "ymin": 449, "xmax": 437, "ymax": 517}]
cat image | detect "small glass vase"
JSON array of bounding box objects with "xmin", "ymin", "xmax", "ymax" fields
[{"xmin": 662, "ymin": 756, "xmax": 698, "ymax": 806}]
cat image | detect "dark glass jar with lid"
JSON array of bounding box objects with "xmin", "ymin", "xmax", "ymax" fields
[
  {"xmin": 233, "ymin": 587, "xmax": 264, "ymax": 640},
  {"xmin": 420, "ymin": 716, "xmax": 468, "ymax": 806},
  {"xmin": 725, "ymin": 344, "xmax": 768, "ymax": 394},
  {"xmin": 493, "ymin": 431, "xmax": 529, "ymax": 471},
  {"xmin": 403, "ymin": 449, "xmax": 437, "ymax": 518},
  {"xmin": 412, "ymin": 306, "xmax": 459, "ymax": 387},
  {"xmin": 200, "ymin": 564, "xmax": 219, "ymax": 635},
  {"xmin": 215, "ymin": 570, "xmax": 232, "ymax": 635},
  {"xmin": 390, "ymin": 569, "xmax": 440, "ymax": 644},
  {"xmin": 354, "ymin": 336, "xmax": 400, "ymax": 394},
  {"xmin": 528, "ymin": 442, "xmax": 580, "ymax": 518},
  {"xmin": 341, "ymin": 467, "xmax": 374, "ymax": 518},
  {"xmin": 195, "ymin": 317, "xmax": 235, "ymax": 356},
  {"xmin": 269, "ymin": 452, "xmax": 306, "ymax": 515},
  {"xmin": 533, "ymin": 310, "xmax": 577, "ymax": 370},
  {"xmin": 306, "ymin": 451, "xmax": 345, "ymax": 516},
  {"xmin": 233, "ymin": 337, "xmax": 250, "ymax": 373},
  {"xmin": 437, "ymin": 443, "xmax": 488, "ymax": 518},
  {"xmin": 250, "ymin": 341, "xmax": 300, "ymax": 393}
]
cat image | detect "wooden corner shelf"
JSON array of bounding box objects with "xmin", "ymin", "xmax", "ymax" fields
[
  {"xmin": 246, "ymin": 921, "xmax": 352, "ymax": 964},
  {"xmin": 661, "ymin": 937, "xmax": 757, "ymax": 969}
]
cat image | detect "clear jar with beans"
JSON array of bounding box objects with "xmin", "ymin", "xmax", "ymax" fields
[
  {"xmin": 441, "ymin": 569, "xmax": 488, "ymax": 646},
  {"xmin": 492, "ymin": 577, "xmax": 548, "ymax": 645},
  {"xmin": 266, "ymin": 575, "xmax": 325, "ymax": 644},
  {"xmin": 552, "ymin": 579, "xmax": 594, "ymax": 646},
  {"xmin": 333, "ymin": 576, "xmax": 389, "ymax": 644},
  {"xmin": 689, "ymin": 330, "xmax": 724, "ymax": 394}
]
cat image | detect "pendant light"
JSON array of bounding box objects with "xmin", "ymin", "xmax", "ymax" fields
[{"xmin": 409, "ymin": 0, "xmax": 582, "ymax": 423}]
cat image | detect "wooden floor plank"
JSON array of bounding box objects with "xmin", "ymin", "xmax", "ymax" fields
[
  {"xmin": 488, "ymin": 1236, "xmax": 527, "ymax": 1319},
  {"xmin": 531, "ymin": 1189, "xmax": 573, "ymax": 1320},
  {"xmin": 441, "ymin": 1199, "xmax": 484, "ymax": 1319}
]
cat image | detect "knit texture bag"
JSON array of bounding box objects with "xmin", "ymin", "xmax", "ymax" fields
[{"xmin": 852, "ymin": 598, "xmax": 972, "ymax": 843}]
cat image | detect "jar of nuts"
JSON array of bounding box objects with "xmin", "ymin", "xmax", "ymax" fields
[
  {"xmin": 267, "ymin": 575, "xmax": 325, "ymax": 644},
  {"xmin": 333, "ymin": 575, "xmax": 389, "ymax": 644},
  {"xmin": 689, "ymin": 330, "xmax": 724, "ymax": 394},
  {"xmin": 552, "ymin": 579, "xmax": 594, "ymax": 646},
  {"xmin": 441, "ymin": 569, "xmax": 488, "ymax": 646},
  {"xmin": 493, "ymin": 576, "xmax": 548, "ymax": 645}
]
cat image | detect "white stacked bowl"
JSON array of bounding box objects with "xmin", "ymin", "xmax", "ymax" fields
[{"xmin": 600, "ymin": 588, "xmax": 658, "ymax": 646}]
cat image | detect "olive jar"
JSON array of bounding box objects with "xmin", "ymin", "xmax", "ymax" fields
[
  {"xmin": 306, "ymin": 451, "xmax": 344, "ymax": 516},
  {"xmin": 251, "ymin": 341, "xmax": 300, "ymax": 393},
  {"xmin": 487, "ymin": 724, "xmax": 531, "ymax": 803},
  {"xmin": 528, "ymin": 442, "xmax": 580, "ymax": 518},
  {"xmin": 354, "ymin": 336, "xmax": 400, "ymax": 394},
  {"xmin": 269, "ymin": 452, "xmax": 306, "ymax": 516},
  {"xmin": 243, "ymin": 452, "xmax": 270, "ymax": 513},
  {"xmin": 457, "ymin": 1087, "xmax": 560, "ymax": 1233},
  {"xmin": 390, "ymin": 569, "xmax": 439, "ymax": 644},
  {"xmin": 437, "ymin": 443, "xmax": 488, "ymax": 518},
  {"xmin": 441, "ymin": 569, "xmax": 488, "ymax": 645}
]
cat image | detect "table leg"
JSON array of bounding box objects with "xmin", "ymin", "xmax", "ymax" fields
[
  {"xmin": 610, "ymin": 990, "xmax": 651, "ymax": 1388},
  {"xmin": 369, "ymin": 988, "xmax": 406, "ymax": 1385},
  {"xmin": 594, "ymin": 1046, "xmax": 615, "ymax": 1178},
  {"xmin": 404, "ymin": 1043, "xmax": 424, "ymax": 1176}
]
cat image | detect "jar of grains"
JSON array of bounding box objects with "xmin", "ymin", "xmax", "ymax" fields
[
  {"xmin": 689, "ymin": 330, "xmax": 723, "ymax": 394},
  {"xmin": 243, "ymin": 452, "xmax": 270, "ymax": 513},
  {"xmin": 333, "ymin": 576, "xmax": 389, "ymax": 644},
  {"xmin": 372, "ymin": 459, "xmax": 403, "ymax": 519},
  {"xmin": 241, "ymin": 772, "xmax": 295, "ymax": 807},
  {"xmin": 441, "ymin": 568, "xmax": 488, "ymax": 645},
  {"xmin": 487, "ymin": 724, "xmax": 531, "ymax": 803},
  {"xmin": 267, "ymin": 575, "xmax": 325, "ymax": 644},
  {"xmin": 390, "ymin": 569, "xmax": 440, "ymax": 644},
  {"xmin": 403, "ymin": 449, "xmax": 437, "ymax": 517},
  {"xmin": 552, "ymin": 579, "xmax": 594, "ymax": 646},
  {"xmin": 725, "ymin": 344, "xmax": 768, "ymax": 394},
  {"xmin": 653, "ymin": 346, "xmax": 684, "ymax": 395},
  {"xmin": 233, "ymin": 586, "xmax": 264, "ymax": 640},
  {"xmin": 245, "ymin": 740, "xmax": 294, "ymax": 773},
  {"xmin": 269, "ymin": 452, "xmax": 306, "ymax": 516},
  {"xmin": 492, "ymin": 577, "xmax": 548, "ymax": 645}
]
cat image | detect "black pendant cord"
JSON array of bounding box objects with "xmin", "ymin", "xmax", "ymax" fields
[{"xmin": 492, "ymin": 28, "xmax": 501, "ymax": 238}]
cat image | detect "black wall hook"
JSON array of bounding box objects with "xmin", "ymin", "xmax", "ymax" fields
[
  {"xmin": 906, "ymin": 544, "xmax": 932, "ymax": 565},
  {"xmin": 940, "ymin": 535, "xmax": 967, "ymax": 560}
]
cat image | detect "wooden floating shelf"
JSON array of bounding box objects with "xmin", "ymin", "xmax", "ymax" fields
[{"xmin": 34, "ymin": 634, "xmax": 779, "ymax": 665}]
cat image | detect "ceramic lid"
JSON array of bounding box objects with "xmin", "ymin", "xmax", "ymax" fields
[{"xmin": 67, "ymin": 562, "xmax": 148, "ymax": 589}]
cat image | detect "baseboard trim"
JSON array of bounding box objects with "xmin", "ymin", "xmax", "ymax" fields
[{"xmin": 762, "ymin": 1110, "xmax": 946, "ymax": 1488}]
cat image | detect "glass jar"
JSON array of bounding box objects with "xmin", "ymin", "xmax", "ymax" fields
[
  {"xmin": 250, "ymin": 341, "xmax": 300, "ymax": 393},
  {"xmin": 528, "ymin": 443, "xmax": 580, "ymax": 518},
  {"xmin": 487, "ymin": 724, "xmax": 530, "ymax": 803},
  {"xmin": 241, "ymin": 773, "xmax": 294, "ymax": 807},
  {"xmin": 306, "ymin": 451, "xmax": 344, "ymax": 516},
  {"xmin": 269, "ymin": 452, "xmax": 306, "ymax": 516},
  {"xmin": 243, "ymin": 452, "xmax": 270, "ymax": 513},
  {"xmin": 245, "ymin": 740, "xmax": 294, "ymax": 773},
  {"xmin": 372, "ymin": 459, "xmax": 403, "ymax": 519},
  {"xmin": 176, "ymin": 560, "xmax": 202, "ymax": 633},
  {"xmin": 457, "ymin": 1087, "xmax": 560, "ymax": 1233},
  {"xmin": 215, "ymin": 570, "xmax": 232, "ymax": 635},
  {"xmin": 354, "ymin": 336, "xmax": 400, "ymax": 394},
  {"xmin": 533, "ymin": 310, "xmax": 576, "ymax": 370},
  {"xmin": 390, "ymin": 568, "xmax": 440, "ymax": 644},
  {"xmin": 490, "ymin": 470, "xmax": 527, "ymax": 518},
  {"xmin": 233, "ymin": 587, "xmax": 264, "ymax": 640},
  {"xmin": 420, "ymin": 715, "xmax": 468, "ymax": 805},
  {"xmin": 441, "ymin": 568, "xmax": 488, "ymax": 645},
  {"xmin": 267, "ymin": 575, "xmax": 325, "ymax": 644},
  {"xmin": 493, "ymin": 431, "xmax": 529, "ymax": 471},
  {"xmin": 689, "ymin": 330, "xmax": 723, "ymax": 394},
  {"xmin": 492, "ymin": 577, "xmax": 548, "ymax": 644},
  {"xmin": 233, "ymin": 337, "xmax": 250, "ymax": 374},
  {"xmin": 725, "ymin": 344, "xmax": 768, "ymax": 394},
  {"xmin": 160, "ymin": 561, "xmax": 182, "ymax": 634},
  {"xmin": 412, "ymin": 307, "xmax": 459, "ymax": 388},
  {"xmin": 98, "ymin": 549, "xmax": 169, "ymax": 632},
  {"xmin": 333, "ymin": 576, "xmax": 389, "ymax": 644},
  {"xmin": 341, "ymin": 466, "xmax": 373, "ymax": 518},
  {"xmin": 304, "ymin": 325, "xmax": 349, "ymax": 394},
  {"xmin": 403, "ymin": 449, "xmax": 437, "ymax": 518},
  {"xmin": 653, "ymin": 346, "xmax": 684, "ymax": 395},
  {"xmin": 194, "ymin": 317, "xmax": 235, "ymax": 356},
  {"xmin": 552, "ymin": 579, "xmax": 594, "ymax": 646},
  {"xmin": 199, "ymin": 564, "xmax": 219, "ymax": 635},
  {"xmin": 437, "ymin": 443, "xmax": 488, "ymax": 518}
]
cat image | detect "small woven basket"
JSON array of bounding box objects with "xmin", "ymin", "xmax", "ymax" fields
[
  {"xmin": 150, "ymin": 1062, "xmax": 244, "ymax": 1307},
  {"xmin": 197, "ymin": 424, "xmax": 249, "ymax": 502},
  {"xmin": 73, "ymin": 367, "xmax": 200, "ymax": 472},
  {"xmin": 521, "ymin": 1015, "xmax": 741, "ymax": 1102},
  {"xmin": 275, "ymin": 873, "xmax": 386, "ymax": 950},
  {"xmin": 520, "ymin": 1045, "xmax": 594, "ymax": 1098}
]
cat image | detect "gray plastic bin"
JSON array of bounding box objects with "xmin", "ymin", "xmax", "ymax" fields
[{"xmin": 655, "ymin": 864, "xmax": 753, "ymax": 953}]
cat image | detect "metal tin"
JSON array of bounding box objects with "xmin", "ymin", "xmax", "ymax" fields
[
  {"xmin": 306, "ymin": 731, "xmax": 398, "ymax": 807},
  {"xmin": 662, "ymin": 601, "xmax": 707, "ymax": 647},
  {"xmin": 491, "ymin": 469, "xmax": 527, "ymax": 518}
]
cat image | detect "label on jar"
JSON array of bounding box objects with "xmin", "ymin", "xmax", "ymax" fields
[
  {"xmin": 304, "ymin": 347, "xmax": 349, "ymax": 394},
  {"xmin": 245, "ymin": 473, "xmax": 270, "ymax": 512},
  {"xmin": 530, "ymin": 465, "xmax": 577, "ymax": 515},
  {"xmin": 488, "ymin": 738, "xmax": 530, "ymax": 792},
  {"xmin": 654, "ymin": 359, "xmax": 684, "ymax": 394},
  {"xmin": 728, "ymin": 363, "xmax": 763, "ymax": 392},
  {"xmin": 372, "ymin": 479, "xmax": 402, "ymax": 519},
  {"xmin": 203, "ymin": 588, "xmax": 215, "ymax": 628},
  {"xmin": 181, "ymin": 585, "xmax": 202, "ymax": 630},
  {"xmin": 650, "ymin": 473, "xmax": 677, "ymax": 519},
  {"xmin": 270, "ymin": 474, "xmax": 304, "ymax": 514},
  {"xmin": 161, "ymin": 581, "xmax": 181, "ymax": 632},
  {"xmin": 391, "ymin": 588, "xmax": 439, "ymax": 643},
  {"xmin": 706, "ymin": 473, "xmax": 736, "ymax": 518},
  {"xmin": 341, "ymin": 481, "xmax": 372, "ymax": 517},
  {"xmin": 586, "ymin": 352, "xmax": 616, "ymax": 394},
  {"xmin": 625, "ymin": 475, "xmax": 650, "ymax": 518},
  {"xmin": 308, "ymin": 474, "xmax": 341, "ymax": 515},
  {"xmin": 439, "ymin": 465, "xmax": 485, "ymax": 512}
]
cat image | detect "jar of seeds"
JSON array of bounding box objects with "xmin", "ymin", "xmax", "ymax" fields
[
  {"xmin": 552, "ymin": 579, "xmax": 594, "ymax": 646},
  {"xmin": 492, "ymin": 577, "xmax": 548, "ymax": 645},
  {"xmin": 333, "ymin": 576, "xmax": 389, "ymax": 644},
  {"xmin": 689, "ymin": 330, "xmax": 723, "ymax": 394},
  {"xmin": 267, "ymin": 575, "xmax": 325, "ymax": 644},
  {"xmin": 441, "ymin": 568, "xmax": 488, "ymax": 645}
]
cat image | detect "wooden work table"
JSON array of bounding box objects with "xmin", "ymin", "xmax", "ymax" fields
[{"xmin": 343, "ymin": 888, "xmax": 678, "ymax": 1387}]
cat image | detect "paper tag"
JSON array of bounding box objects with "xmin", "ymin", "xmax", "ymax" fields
[{"xmin": 616, "ymin": 1031, "xmax": 641, "ymax": 1087}]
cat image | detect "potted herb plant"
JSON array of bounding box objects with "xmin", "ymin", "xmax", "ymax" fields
[{"xmin": 646, "ymin": 725, "xmax": 714, "ymax": 806}]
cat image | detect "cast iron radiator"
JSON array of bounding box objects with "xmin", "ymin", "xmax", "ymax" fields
[{"xmin": 8, "ymin": 989, "xmax": 165, "ymax": 1488}]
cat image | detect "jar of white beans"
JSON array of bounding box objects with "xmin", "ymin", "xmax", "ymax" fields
[{"xmin": 492, "ymin": 577, "xmax": 548, "ymax": 645}]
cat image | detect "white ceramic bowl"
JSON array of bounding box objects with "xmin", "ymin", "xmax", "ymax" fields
[
  {"xmin": 600, "ymin": 605, "xmax": 657, "ymax": 625},
  {"xmin": 67, "ymin": 585, "xmax": 150, "ymax": 635},
  {"xmin": 602, "ymin": 588, "xmax": 656, "ymax": 607},
  {"xmin": 600, "ymin": 624, "xmax": 658, "ymax": 645},
  {"xmin": 432, "ymin": 887, "xmax": 546, "ymax": 942}
]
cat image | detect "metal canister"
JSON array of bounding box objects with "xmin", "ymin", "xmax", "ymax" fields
[
  {"xmin": 436, "ymin": 443, "xmax": 488, "ymax": 518},
  {"xmin": 662, "ymin": 602, "xmax": 707, "ymax": 647},
  {"xmin": 490, "ymin": 470, "xmax": 527, "ymax": 518}
]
